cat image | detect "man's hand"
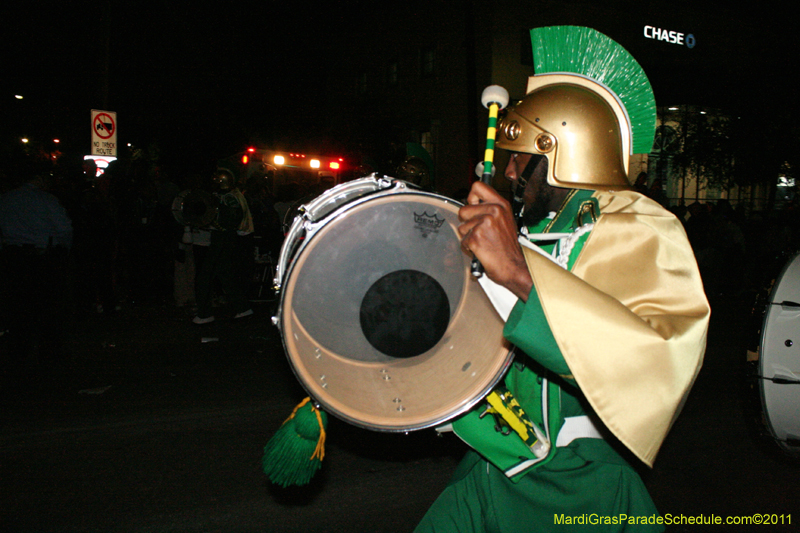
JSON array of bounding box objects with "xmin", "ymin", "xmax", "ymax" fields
[{"xmin": 458, "ymin": 182, "xmax": 533, "ymax": 302}]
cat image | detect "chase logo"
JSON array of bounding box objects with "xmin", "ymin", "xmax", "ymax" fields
[{"xmin": 644, "ymin": 25, "xmax": 696, "ymax": 49}]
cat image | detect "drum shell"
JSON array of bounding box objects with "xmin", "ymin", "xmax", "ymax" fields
[
  {"xmin": 756, "ymin": 251, "xmax": 800, "ymax": 455},
  {"xmin": 275, "ymin": 178, "xmax": 513, "ymax": 432}
]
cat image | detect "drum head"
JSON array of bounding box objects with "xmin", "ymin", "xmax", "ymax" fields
[
  {"xmin": 760, "ymin": 251, "xmax": 800, "ymax": 454},
  {"xmin": 280, "ymin": 190, "xmax": 512, "ymax": 431}
]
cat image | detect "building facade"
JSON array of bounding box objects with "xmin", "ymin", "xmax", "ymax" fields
[{"xmin": 323, "ymin": 1, "xmax": 785, "ymax": 207}]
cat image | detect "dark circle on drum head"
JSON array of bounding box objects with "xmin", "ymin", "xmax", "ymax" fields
[{"xmin": 360, "ymin": 269, "xmax": 450, "ymax": 358}]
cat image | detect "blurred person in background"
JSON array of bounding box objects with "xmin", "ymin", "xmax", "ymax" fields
[{"xmin": 0, "ymin": 157, "xmax": 73, "ymax": 375}]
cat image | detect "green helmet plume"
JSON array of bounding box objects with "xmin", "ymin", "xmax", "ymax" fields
[{"xmin": 530, "ymin": 26, "xmax": 657, "ymax": 155}]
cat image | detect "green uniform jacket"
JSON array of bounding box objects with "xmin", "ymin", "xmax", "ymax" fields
[{"xmin": 451, "ymin": 188, "xmax": 709, "ymax": 477}]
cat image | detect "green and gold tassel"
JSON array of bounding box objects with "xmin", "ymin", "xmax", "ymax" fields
[{"xmin": 262, "ymin": 397, "xmax": 328, "ymax": 487}]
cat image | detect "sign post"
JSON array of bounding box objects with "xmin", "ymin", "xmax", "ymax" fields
[{"xmin": 91, "ymin": 109, "xmax": 117, "ymax": 157}]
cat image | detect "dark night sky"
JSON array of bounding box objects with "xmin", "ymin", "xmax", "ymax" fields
[
  {"xmin": 2, "ymin": 1, "xmax": 348, "ymax": 171},
  {"xmin": 2, "ymin": 1, "xmax": 798, "ymax": 175}
]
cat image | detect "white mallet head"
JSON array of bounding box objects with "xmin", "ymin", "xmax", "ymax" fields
[{"xmin": 481, "ymin": 85, "xmax": 510, "ymax": 110}]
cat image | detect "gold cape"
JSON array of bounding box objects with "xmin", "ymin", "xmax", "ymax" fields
[{"xmin": 521, "ymin": 190, "xmax": 710, "ymax": 466}]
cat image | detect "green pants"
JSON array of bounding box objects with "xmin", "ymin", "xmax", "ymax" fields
[{"xmin": 415, "ymin": 440, "xmax": 663, "ymax": 533}]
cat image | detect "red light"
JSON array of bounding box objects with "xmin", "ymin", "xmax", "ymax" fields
[
  {"xmin": 329, "ymin": 162, "xmax": 340, "ymax": 170},
  {"xmin": 247, "ymin": 147, "xmax": 256, "ymax": 153},
  {"xmin": 242, "ymin": 155, "xmax": 249, "ymax": 164}
]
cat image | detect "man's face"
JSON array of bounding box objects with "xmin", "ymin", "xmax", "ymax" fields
[{"xmin": 504, "ymin": 152, "xmax": 554, "ymax": 226}]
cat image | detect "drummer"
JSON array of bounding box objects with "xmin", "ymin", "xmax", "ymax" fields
[{"xmin": 414, "ymin": 27, "xmax": 710, "ymax": 532}]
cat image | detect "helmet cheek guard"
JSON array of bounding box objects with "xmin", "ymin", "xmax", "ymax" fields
[{"xmin": 496, "ymin": 74, "xmax": 633, "ymax": 191}]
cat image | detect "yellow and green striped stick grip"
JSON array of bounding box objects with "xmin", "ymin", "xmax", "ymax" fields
[
  {"xmin": 479, "ymin": 85, "xmax": 510, "ymax": 184},
  {"xmin": 472, "ymin": 85, "xmax": 510, "ymax": 278}
]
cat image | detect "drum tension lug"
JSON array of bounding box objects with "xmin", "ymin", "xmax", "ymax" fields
[
  {"xmin": 477, "ymin": 405, "xmax": 511, "ymax": 435},
  {"xmin": 477, "ymin": 404, "xmax": 512, "ymax": 434},
  {"xmin": 496, "ymin": 423, "xmax": 512, "ymax": 436}
]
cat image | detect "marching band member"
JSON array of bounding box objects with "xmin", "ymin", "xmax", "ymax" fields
[
  {"xmin": 192, "ymin": 168, "xmax": 253, "ymax": 324},
  {"xmin": 415, "ymin": 26, "xmax": 710, "ymax": 532}
]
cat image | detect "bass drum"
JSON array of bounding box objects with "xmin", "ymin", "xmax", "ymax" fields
[
  {"xmin": 753, "ymin": 250, "xmax": 800, "ymax": 457},
  {"xmin": 273, "ymin": 176, "xmax": 513, "ymax": 432}
]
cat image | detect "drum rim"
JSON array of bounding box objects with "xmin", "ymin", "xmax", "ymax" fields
[
  {"xmin": 274, "ymin": 182, "xmax": 512, "ymax": 432},
  {"xmin": 759, "ymin": 250, "xmax": 800, "ymax": 379},
  {"xmin": 273, "ymin": 176, "xmax": 398, "ymax": 293}
]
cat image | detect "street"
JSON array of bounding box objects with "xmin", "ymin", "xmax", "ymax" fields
[{"xmin": 1, "ymin": 289, "xmax": 798, "ymax": 532}]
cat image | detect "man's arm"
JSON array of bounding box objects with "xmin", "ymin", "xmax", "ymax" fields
[{"xmin": 458, "ymin": 182, "xmax": 532, "ymax": 301}]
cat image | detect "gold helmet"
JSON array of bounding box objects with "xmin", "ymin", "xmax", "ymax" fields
[
  {"xmin": 497, "ymin": 26, "xmax": 656, "ymax": 191},
  {"xmin": 496, "ymin": 74, "xmax": 631, "ymax": 190}
]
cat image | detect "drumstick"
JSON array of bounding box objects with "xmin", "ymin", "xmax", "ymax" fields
[
  {"xmin": 479, "ymin": 85, "xmax": 510, "ymax": 183},
  {"xmin": 472, "ymin": 85, "xmax": 510, "ymax": 277}
]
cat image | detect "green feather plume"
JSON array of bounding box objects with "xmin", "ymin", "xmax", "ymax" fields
[
  {"xmin": 262, "ymin": 397, "xmax": 328, "ymax": 488},
  {"xmin": 530, "ymin": 26, "xmax": 656, "ymax": 155}
]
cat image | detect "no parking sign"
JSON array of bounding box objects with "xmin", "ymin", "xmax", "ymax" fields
[{"xmin": 91, "ymin": 109, "xmax": 117, "ymax": 156}]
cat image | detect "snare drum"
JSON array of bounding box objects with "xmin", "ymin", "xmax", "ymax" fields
[{"xmin": 273, "ymin": 176, "xmax": 513, "ymax": 432}]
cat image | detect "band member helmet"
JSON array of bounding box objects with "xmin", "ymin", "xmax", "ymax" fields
[
  {"xmin": 497, "ymin": 26, "xmax": 657, "ymax": 191},
  {"xmin": 496, "ymin": 74, "xmax": 632, "ymax": 190},
  {"xmin": 213, "ymin": 168, "xmax": 236, "ymax": 191},
  {"xmin": 396, "ymin": 156, "xmax": 431, "ymax": 190}
]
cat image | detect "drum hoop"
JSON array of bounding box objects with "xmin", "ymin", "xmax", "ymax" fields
[
  {"xmin": 759, "ymin": 250, "xmax": 800, "ymax": 379},
  {"xmin": 273, "ymin": 176, "xmax": 404, "ymax": 292},
  {"xmin": 303, "ymin": 175, "xmax": 397, "ymax": 222}
]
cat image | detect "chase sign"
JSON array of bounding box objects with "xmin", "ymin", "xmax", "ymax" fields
[{"xmin": 643, "ymin": 25, "xmax": 696, "ymax": 49}]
